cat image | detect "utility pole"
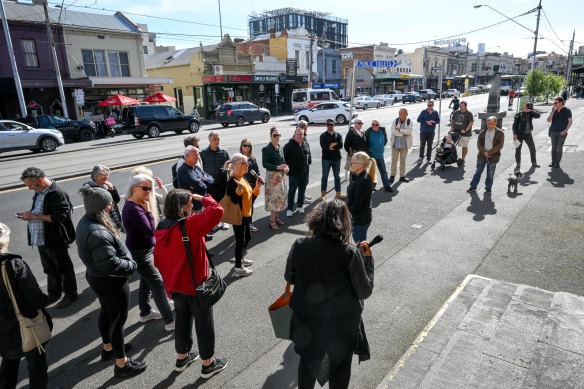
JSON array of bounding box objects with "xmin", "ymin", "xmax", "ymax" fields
[
  {"xmin": 322, "ymin": 42, "xmax": 326, "ymax": 84},
  {"xmin": 566, "ymin": 30, "xmax": 575, "ymax": 86},
  {"xmin": 309, "ymin": 34, "xmax": 314, "ymax": 87},
  {"xmin": 217, "ymin": 0, "xmax": 223, "ymax": 38},
  {"xmin": 0, "ymin": 0, "xmax": 27, "ymax": 118},
  {"xmin": 40, "ymin": 0, "xmax": 68, "ymax": 118},
  {"xmin": 531, "ymin": 0, "xmax": 542, "ymax": 71}
]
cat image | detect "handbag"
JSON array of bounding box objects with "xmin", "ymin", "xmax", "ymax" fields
[
  {"xmin": 1, "ymin": 261, "xmax": 52, "ymax": 354},
  {"xmin": 219, "ymin": 186, "xmax": 242, "ymax": 225},
  {"xmin": 268, "ymin": 283, "xmax": 293, "ymax": 340},
  {"xmin": 178, "ymin": 219, "xmax": 227, "ymax": 310}
]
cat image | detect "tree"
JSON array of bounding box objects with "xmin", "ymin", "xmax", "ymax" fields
[
  {"xmin": 524, "ymin": 70, "xmax": 566, "ymax": 103},
  {"xmin": 543, "ymin": 73, "xmax": 565, "ymax": 103}
]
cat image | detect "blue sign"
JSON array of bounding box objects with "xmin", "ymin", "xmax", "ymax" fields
[
  {"xmin": 312, "ymin": 83, "xmax": 340, "ymax": 89},
  {"xmin": 357, "ymin": 60, "xmax": 397, "ymax": 68}
]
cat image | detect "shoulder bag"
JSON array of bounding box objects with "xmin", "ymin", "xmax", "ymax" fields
[
  {"xmin": 1, "ymin": 261, "xmax": 52, "ymax": 354},
  {"xmin": 178, "ymin": 219, "xmax": 227, "ymax": 310},
  {"xmin": 219, "ymin": 185, "xmax": 243, "ymax": 226}
]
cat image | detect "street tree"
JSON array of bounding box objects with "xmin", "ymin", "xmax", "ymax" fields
[
  {"xmin": 543, "ymin": 73, "xmax": 565, "ymax": 103},
  {"xmin": 524, "ymin": 70, "xmax": 546, "ymax": 102}
]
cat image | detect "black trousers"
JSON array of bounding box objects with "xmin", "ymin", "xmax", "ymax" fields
[
  {"xmin": 172, "ymin": 293, "xmax": 215, "ymax": 360},
  {"xmin": 37, "ymin": 245, "xmax": 77, "ymax": 298},
  {"xmin": 515, "ymin": 132, "xmax": 537, "ymax": 165},
  {"xmin": 86, "ymin": 275, "xmax": 130, "ymax": 359},
  {"xmin": 0, "ymin": 350, "xmax": 48, "ymax": 389},
  {"xmin": 419, "ymin": 132, "xmax": 435, "ymax": 160},
  {"xmin": 232, "ymin": 216, "xmax": 251, "ymax": 268}
]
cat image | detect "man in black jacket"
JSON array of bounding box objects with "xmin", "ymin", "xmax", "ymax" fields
[
  {"xmin": 284, "ymin": 129, "xmax": 311, "ymax": 216},
  {"xmin": 512, "ymin": 102, "xmax": 541, "ymax": 170},
  {"xmin": 297, "ymin": 120, "xmax": 313, "ymax": 204},
  {"xmin": 319, "ymin": 119, "xmax": 345, "ymax": 201},
  {"xmin": 18, "ymin": 167, "xmax": 78, "ymax": 309},
  {"xmin": 200, "ymin": 131, "xmax": 230, "ymax": 230}
]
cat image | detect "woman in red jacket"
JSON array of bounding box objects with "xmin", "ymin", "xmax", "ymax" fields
[{"xmin": 153, "ymin": 190, "xmax": 228, "ymax": 379}]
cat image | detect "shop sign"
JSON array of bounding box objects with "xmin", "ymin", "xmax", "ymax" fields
[
  {"xmin": 253, "ymin": 75, "xmax": 279, "ymax": 82},
  {"xmin": 203, "ymin": 75, "xmax": 227, "ymax": 83},
  {"xmin": 312, "ymin": 83, "xmax": 340, "ymax": 89},
  {"xmin": 146, "ymin": 86, "xmax": 163, "ymax": 92},
  {"xmin": 74, "ymin": 89, "xmax": 84, "ymax": 106},
  {"xmin": 400, "ymin": 74, "xmax": 410, "ymax": 79},
  {"xmin": 279, "ymin": 74, "xmax": 309, "ymax": 83},
  {"xmin": 229, "ymin": 75, "xmax": 252, "ymax": 82},
  {"xmin": 286, "ymin": 59, "xmax": 297, "ymax": 76}
]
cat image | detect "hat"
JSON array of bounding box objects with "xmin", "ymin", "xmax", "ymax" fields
[
  {"xmin": 79, "ymin": 184, "xmax": 112, "ymax": 215},
  {"xmin": 525, "ymin": 102, "xmax": 533, "ymax": 109},
  {"xmin": 326, "ymin": 118, "xmax": 335, "ymax": 125}
]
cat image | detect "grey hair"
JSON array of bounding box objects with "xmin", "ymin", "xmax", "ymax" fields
[
  {"xmin": 20, "ymin": 167, "xmax": 45, "ymax": 181},
  {"xmin": 224, "ymin": 153, "xmax": 248, "ymax": 175},
  {"xmin": 0, "ymin": 222, "xmax": 10, "ymax": 253},
  {"xmin": 126, "ymin": 174, "xmax": 154, "ymax": 198},
  {"xmin": 128, "ymin": 167, "xmax": 159, "ymax": 225},
  {"xmin": 370, "ymin": 118, "xmax": 380, "ymax": 125},
  {"xmin": 184, "ymin": 145, "xmax": 200, "ymax": 158},
  {"xmin": 487, "ymin": 116, "xmax": 498, "ymax": 123},
  {"xmin": 208, "ymin": 130, "xmax": 220, "ymax": 139},
  {"xmin": 297, "ymin": 119, "xmax": 308, "ymax": 129},
  {"xmin": 90, "ymin": 165, "xmax": 110, "ymax": 182}
]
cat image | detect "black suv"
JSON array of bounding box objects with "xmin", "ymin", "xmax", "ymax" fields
[
  {"xmin": 122, "ymin": 105, "xmax": 201, "ymax": 138},
  {"xmin": 216, "ymin": 102, "xmax": 270, "ymax": 127},
  {"xmin": 21, "ymin": 114, "xmax": 96, "ymax": 141}
]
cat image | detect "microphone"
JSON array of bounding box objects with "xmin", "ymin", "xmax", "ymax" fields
[
  {"xmin": 250, "ymin": 170, "xmax": 264, "ymax": 185},
  {"xmin": 367, "ymin": 234, "xmax": 384, "ymax": 248}
]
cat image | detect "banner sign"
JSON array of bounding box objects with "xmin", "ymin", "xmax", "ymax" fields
[
  {"xmin": 357, "ymin": 60, "xmax": 397, "ymax": 67},
  {"xmin": 434, "ymin": 38, "xmax": 466, "ymax": 46}
]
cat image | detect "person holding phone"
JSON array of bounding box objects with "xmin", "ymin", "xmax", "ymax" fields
[{"xmin": 546, "ymin": 96, "xmax": 572, "ymax": 169}]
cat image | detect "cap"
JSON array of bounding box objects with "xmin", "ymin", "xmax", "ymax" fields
[
  {"xmin": 79, "ymin": 184, "xmax": 113, "ymax": 215},
  {"xmin": 326, "ymin": 118, "xmax": 335, "ymax": 125},
  {"xmin": 525, "ymin": 102, "xmax": 533, "ymax": 109}
]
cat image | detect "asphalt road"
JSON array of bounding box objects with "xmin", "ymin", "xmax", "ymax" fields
[{"xmin": 2, "ymin": 94, "xmax": 583, "ymax": 388}]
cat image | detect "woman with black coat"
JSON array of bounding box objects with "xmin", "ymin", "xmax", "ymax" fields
[
  {"xmin": 0, "ymin": 222, "xmax": 51, "ymax": 389},
  {"xmin": 347, "ymin": 151, "xmax": 377, "ymax": 246},
  {"xmin": 343, "ymin": 119, "xmax": 369, "ymax": 171},
  {"xmin": 285, "ymin": 199, "xmax": 374, "ymax": 389},
  {"xmin": 76, "ymin": 185, "xmax": 146, "ymax": 378}
]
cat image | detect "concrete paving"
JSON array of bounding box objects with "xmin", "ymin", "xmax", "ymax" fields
[{"xmin": 377, "ymin": 275, "xmax": 584, "ymax": 389}]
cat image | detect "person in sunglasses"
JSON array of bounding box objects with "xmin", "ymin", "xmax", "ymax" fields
[
  {"xmin": 262, "ymin": 127, "xmax": 289, "ymax": 230},
  {"xmin": 122, "ymin": 174, "xmax": 175, "ymax": 331},
  {"xmin": 240, "ymin": 139, "xmax": 260, "ymax": 232},
  {"xmin": 320, "ymin": 118, "xmax": 345, "ymax": 201}
]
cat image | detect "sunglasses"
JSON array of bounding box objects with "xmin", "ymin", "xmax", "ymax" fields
[
  {"xmin": 240, "ymin": 162, "xmax": 249, "ymax": 166},
  {"xmin": 326, "ymin": 124, "xmax": 334, "ymax": 127},
  {"xmin": 355, "ymin": 122, "xmax": 363, "ymax": 125},
  {"xmin": 242, "ymin": 144, "xmax": 251, "ymax": 147},
  {"xmin": 372, "ymin": 124, "xmax": 379, "ymax": 126},
  {"xmin": 138, "ymin": 186, "xmax": 152, "ymax": 192},
  {"xmin": 272, "ymin": 134, "xmax": 281, "ymax": 138}
]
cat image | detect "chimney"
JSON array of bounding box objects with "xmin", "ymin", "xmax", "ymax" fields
[
  {"xmin": 234, "ymin": 38, "xmax": 244, "ymax": 43},
  {"xmin": 281, "ymin": 29, "xmax": 288, "ymax": 37},
  {"xmin": 269, "ymin": 29, "xmax": 276, "ymax": 39}
]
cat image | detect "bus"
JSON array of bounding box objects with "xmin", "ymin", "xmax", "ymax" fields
[
  {"xmin": 500, "ymin": 75, "xmax": 526, "ymax": 96},
  {"xmin": 291, "ymin": 88, "xmax": 338, "ymax": 112}
]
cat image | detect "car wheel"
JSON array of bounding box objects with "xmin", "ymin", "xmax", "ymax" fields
[
  {"xmin": 394, "ymin": 98, "xmax": 398, "ymax": 103},
  {"xmin": 261, "ymin": 113, "xmax": 270, "ymax": 123},
  {"xmin": 79, "ymin": 128, "xmax": 93, "ymax": 141},
  {"xmin": 39, "ymin": 137, "xmax": 58, "ymax": 152},
  {"xmin": 362, "ymin": 104, "xmax": 368, "ymax": 110},
  {"xmin": 147, "ymin": 125, "xmax": 161, "ymax": 138},
  {"xmin": 188, "ymin": 121, "xmax": 200, "ymax": 133},
  {"xmin": 221, "ymin": 123, "xmax": 229, "ymax": 128},
  {"xmin": 299, "ymin": 115, "xmax": 308, "ymax": 123},
  {"xmin": 174, "ymin": 129, "xmax": 184, "ymax": 134},
  {"xmin": 376, "ymin": 104, "xmax": 380, "ymax": 109},
  {"xmin": 335, "ymin": 114, "xmax": 346, "ymax": 125},
  {"xmin": 132, "ymin": 133, "xmax": 145, "ymax": 139},
  {"xmin": 236, "ymin": 116, "xmax": 245, "ymax": 126}
]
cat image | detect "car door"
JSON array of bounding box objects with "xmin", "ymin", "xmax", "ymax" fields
[
  {"xmin": 153, "ymin": 106, "xmax": 172, "ymax": 131},
  {"xmin": 48, "ymin": 115, "xmax": 76, "ymax": 137},
  {"xmin": 164, "ymin": 105, "xmax": 186, "ymax": 130},
  {"xmin": 0, "ymin": 122, "xmax": 11, "ymax": 148},
  {"xmin": 247, "ymin": 103, "xmax": 261, "ymax": 121},
  {"xmin": 1, "ymin": 121, "xmax": 35, "ymax": 148},
  {"xmin": 309, "ymin": 104, "xmax": 326, "ymax": 122}
]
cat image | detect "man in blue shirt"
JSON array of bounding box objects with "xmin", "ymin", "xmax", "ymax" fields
[
  {"xmin": 365, "ymin": 119, "xmax": 393, "ymax": 192},
  {"xmin": 546, "ymin": 96, "xmax": 573, "ymax": 169},
  {"xmin": 416, "ymin": 100, "xmax": 440, "ymax": 164},
  {"xmin": 177, "ymin": 146, "xmax": 214, "ymax": 211}
]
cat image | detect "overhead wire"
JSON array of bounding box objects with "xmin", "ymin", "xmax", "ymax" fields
[{"xmin": 541, "ymin": 8, "xmax": 569, "ymax": 48}]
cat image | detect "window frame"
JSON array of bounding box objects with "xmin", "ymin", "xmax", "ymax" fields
[{"xmin": 21, "ymin": 39, "xmax": 39, "ymax": 67}]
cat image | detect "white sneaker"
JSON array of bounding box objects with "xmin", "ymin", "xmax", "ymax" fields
[
  {"xmin": 242, "ymin": 258, "xmax": 253, "ymax": 267},
  {"xmin": 233, "ymin": 267, "xmax": 253, "ymax": 278},
  {"xmin": 286, "ymin": 209, "xmax": 294, "ymax": 217},
  {"xmin": 139, "ymin": 310, "xmax": 162, "ymax": 323},
  {"xmin": 297, "ymin": 207, "xmax": 305, "ymax": 214},
  {"xmin": 220, "ymin": 222, "xmax": 229, "ymax": 230},
  {"xmin": 164, "ymin": 321, "xmax": 175, "ymax": 331}
]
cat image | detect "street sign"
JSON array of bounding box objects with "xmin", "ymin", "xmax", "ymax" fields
[{"xmin": 357, "ymin": 60, "xmax": 397, "ymax": 68}]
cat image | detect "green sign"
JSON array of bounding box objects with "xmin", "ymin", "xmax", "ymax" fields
[{"xmin": 573, "ymin": 56, "xmax": 584, "ymax": 65}]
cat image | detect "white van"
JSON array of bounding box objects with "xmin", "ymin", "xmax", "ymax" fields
[{"xmin": 291, "ymin": 88, "xmax": 338, "ymax": 112}]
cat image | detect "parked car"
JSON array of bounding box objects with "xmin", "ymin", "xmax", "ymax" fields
[
  {"xmin": 387, "ymin": 90, "xmax": 404, "ymax": 103},
  {"xmin": 402, "ymin": 92, "xmax": 422, "ymax": 103},
  {"xmin": 418, "ymin": 89, "xmax": 437, "ymax": 100},
  {"xmin": 445, "ymin": 89, "xmax": 460, "ymax": 98},
  {"xmin": 21, "ymin": 114, "xmax": 96, "ymax": 141},
  {"xmin": 373, "ymin": 94, "xmax": 394, "ymax": 106},
  {"xmin": 0, "ymin": 120, "xmax": 64, "ymax": 153},
  {"xmin": 352, "ymin": 96, "xmax": 380, "ymax": 110},
  {"xmin": 294, "ymin": 102, "xmax": 357, "ymax": 125},
  {"xmin": 215, "ymin": 102, "xmax": 270, "ymax": 127},
  {"xmin": 122, "ymin": 105, "xmax": 200, "ymax": 138},
  {"xmin": 469, "ymin": 87, "xmax": 481, "ymax": 95}
]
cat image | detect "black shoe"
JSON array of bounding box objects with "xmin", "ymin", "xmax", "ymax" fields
[
  {"xmin": 201, "ymin": 357, "xmax": 228, "ymax": 379},
  {"xmin": 399, "ymin": 177, "xmax": 410, "ymax": 183},
  {"xmin": 466, "ymin": 187, "xmax": 476, "ymax": 193},
  {"xmin": 485, "ymin": 189, "xmax": 492, "ymax": 193},
  {"xmin": 175, "ymin": 351, "xmax": 200, "ymax": 372},
  {"xmin": 55, "ymin": 294, "xmax": 78, "ymax": 309},
  {"xmin": 554, "ymin": 163, "xmax": 560, "ymax": 168},
  {"xmin": 549, "ymin": 163, "xmax": 555, "ymax": 167},
  {"xmin": 114, "ymin": 358, "xmax": 147, "ymax": 378},
  {"xmin": 102, "ymin": 343, "xmax": 133, "ymax": 361},
  {"xmin": 47, "ymin": 294, "xmax": 61, "ymax": 305},
  {"xmin": 384, "ymin": 186, "xmax": 393, "ymax": 192},
  {"xmin": 205, "ymin": 234, "xmax": 213, "ymax": 241},
  {"xmin": 532, "ymin": 163, "xmax": 540, "ymax": 168},
  {"xmin": 389, "ymin": 176, "xmax": 395, "ymax": 183}
]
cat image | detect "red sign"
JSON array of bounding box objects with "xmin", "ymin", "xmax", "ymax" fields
[
  {"xmin": 147, "ymin": 86, "xmax": 163, "ymax": 92},
  {"xmin": 203, "ymin": 75, "xmax": 227, "ymax": 83},
  {"xmin": 229, "ymin": 75, "xmax": 252, "ymax": 82}
]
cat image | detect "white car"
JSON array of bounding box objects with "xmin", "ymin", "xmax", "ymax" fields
[
  {"xmin": 373, "ymin": 95, "xmax": 395, "ymax": 106},
  {"xmin": 294, "ymin": 102, "xmax": 357, "ymax": 125},
  {"xmin": 0, "ymin": 120, "xmax": 64, "ymax": 153},
  {"xmin": 469, "ymin": 87, "xmax": 481, "ymax": 95},
  {"xmin": 352, "ymin": 96, "xmax": 380, "ymax": 110},
  {"xmin": 445, "ymin": 89, "xmax": 460, "ymax": 97},
  {"xmin": 386, "ymin": 90, "xmax": 404, "ymax": 103}
]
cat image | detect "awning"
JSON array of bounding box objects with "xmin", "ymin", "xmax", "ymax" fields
[
  {"xmin": 90, "ymin": 76, "xmax": 174, "ymax": 87},
  {"xmin": 20, "ymin": 78, "xmax": 93, "ymax": 88}
]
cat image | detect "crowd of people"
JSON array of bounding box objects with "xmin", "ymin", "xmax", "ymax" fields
[{"xmin": 0, "ymin": 94, "xmax": 574, "ymax": 389}]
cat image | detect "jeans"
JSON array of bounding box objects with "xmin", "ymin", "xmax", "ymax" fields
[
  {"xmin": 352, "ymin": 223, "xmax": 370, "ymax": 248},
  {"xmin": 419, "ymin": 132, "xmax": 435, "ymax": 160},
  {"xmin": 37, "ymin": 245, "xmax": 77, "ymax": 298},
  {"xmin": 375, "ymin": 158, "xmax": 391, "ymax": 188},
  {"xmin": 86, "ymin": 274, "xmax": 130, "ymax": 359},
  {"xmin": 173, "ymin": 293, "xmax": 215, "ymax": 360},
  {"xmin": 288, "ymin": 175, "xmax": 308, "ymax": 210},
  {"xmin": 232, "ymin": 216, "xmax": 251, "ymax": 268},
  {"xmin": 515, "ymin": 132, "xmax": 537, "ymax": 166},
  {"xmin": 470, "ymin": 159, "xmax": 497, "ymax": 190},
  {"xmin": 391, "ymin": 147, "xmax": 408, "ymax": 177},
  {"xmin": 131, "ymin": 247, "xmax": 174, "ymax": 324},
  {"xmin": 549, "ymin": 132, "xmax": 567, "ymax": 165},
  {"xmin": 0, "ymin": 350, "xmax": 48, "ymax": 389},
  {"xmin": 321, "ymin": 159, "xmax": 341, "ymax": 192}
]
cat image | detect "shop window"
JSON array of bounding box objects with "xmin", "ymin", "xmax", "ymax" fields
[
  {"xmin": 21, "ymin": 39, "xmax": 39, "ymax": 67},
  {"xmin": 174, "ymin": 88, "xmax": 184, "ymax": 109},
  {"xmin": 194, "ymin": 86, "xmax": 203, "ymax": 108}
]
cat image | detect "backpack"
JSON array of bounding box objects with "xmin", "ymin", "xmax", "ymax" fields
[{"xmin": 394, "ymin": 118, "xmax": 411, "ymax": 127}]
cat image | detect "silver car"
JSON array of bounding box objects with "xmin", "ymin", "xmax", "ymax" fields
[
  {"xmin": 373, "ymin": 94, "xmax": 395, "ymax": 106},
  {"xmin": 0, "ymin": 120, "xmax": 64, "ymax": 153},
  {"xmin": 352, "ymin": 96, "xmax": 380, "ymax": 110}
]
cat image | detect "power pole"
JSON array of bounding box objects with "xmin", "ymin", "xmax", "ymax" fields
[
  {"xmin": 531, "ymin": 0, "xmax": 542, "ymax": 71},
  {"xmin": 309, "ymin": 34, "xmax": 314, "ymax": 87},
  {"xmin": 217, "ymin": 0, "xmax": 223, "ymax": 38},
  {"xmin": 566, "ymin": 30, "xmax": 575, "ymax": 86},
  {"xmin": 41, "ymin": 0, "xmax": 68, "ymax": 118},
  {"xmin": 0, "ymin": 0, "xmax": 27, "ymax": 118}
]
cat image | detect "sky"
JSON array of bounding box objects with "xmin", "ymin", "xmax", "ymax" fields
[{"xmin": 46, "ymin": 0, "xmax": 583, "ymax": 58}]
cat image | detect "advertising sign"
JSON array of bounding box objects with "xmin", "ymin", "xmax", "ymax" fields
[
  {"xmin": 286, "ymin": 59, "xmax": 297, "ymax": 76},
  {"xmin": 434, "ymin": 38, "xmax": 466, "ymax": 46},
  {"xmin": 74, "ymin": 89, "xmax": 84, "ymax": 106},
  {"xmin": 357, "ymin": 60, "xmax": 397, "ymax": 68}
]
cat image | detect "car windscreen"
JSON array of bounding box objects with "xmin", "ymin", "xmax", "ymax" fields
[{"xmin": 217, "ymin": 105, "xmax": 232, "ymax": 112}]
